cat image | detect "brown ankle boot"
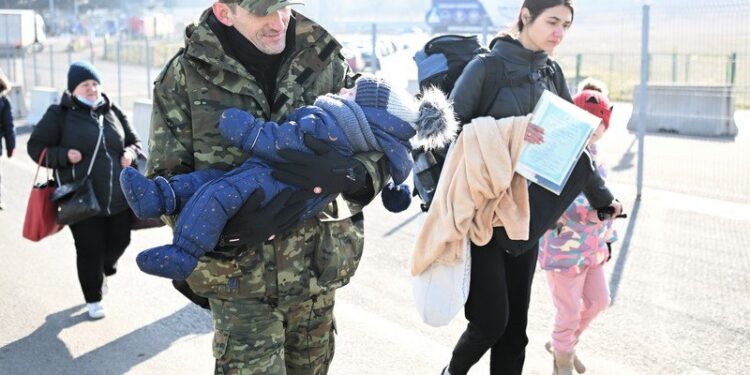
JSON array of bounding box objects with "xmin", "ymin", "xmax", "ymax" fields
[
  {"xmin": 546, "ymin": 341, "xmax": 586, "ymax": 373},
  {"xmin": 553, "ymin": 351, "xmax": 575, "ymax": 375}
]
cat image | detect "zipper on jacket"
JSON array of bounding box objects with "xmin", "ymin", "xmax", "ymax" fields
[{"xmin": 95, "ymin": 111, "xmax": 115, "ymax": 215}]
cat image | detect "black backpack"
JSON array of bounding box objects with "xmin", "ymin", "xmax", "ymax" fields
[
  {"xmin": 412, "ymin": 35, "xmax": 563, "ymax": 212},
  {"xmin": 412, "ymin": 35, "xmax": 505, "ymax": 212}
]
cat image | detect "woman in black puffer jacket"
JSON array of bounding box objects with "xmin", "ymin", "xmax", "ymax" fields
[
  {"xmin": 441, "ymin": 1, "xmax": 622, "ymax": 375},
  {"xmin": 27, "ymin": 61, "xmax": 142, "ymax": 320}
]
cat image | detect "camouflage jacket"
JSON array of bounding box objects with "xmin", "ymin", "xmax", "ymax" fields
[{"xmin": 146, "ymin": 9, "xmax": 390, "ymax": 303}]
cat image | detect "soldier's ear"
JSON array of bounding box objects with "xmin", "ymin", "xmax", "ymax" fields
[{"xmin": 212, "ymin": 2, "xmax": 234, "ymax": 26}]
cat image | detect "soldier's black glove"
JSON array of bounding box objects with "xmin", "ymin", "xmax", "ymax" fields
[
  {"xmin": 218, "ymin": 188, "xmax": 313, "ymax": 248},
  {"xmin": 271, "ymin": 133, "xmax": 368, "ymax": 197}
]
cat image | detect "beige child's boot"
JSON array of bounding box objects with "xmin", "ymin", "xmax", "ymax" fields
[
  {"xmin": 552, "ymin": 351, "xmax": 575, "ymax": 375},
  {"xmin": 546, "ymin": 341, "xmax": 586, "ymax": 373}
]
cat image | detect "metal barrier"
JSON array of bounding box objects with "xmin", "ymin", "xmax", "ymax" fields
[
  {"xmin": 627, "ymin": 84, "xmax": 738, "ymax": 137},
  {"xmin": 132, "ymin": 99, "xmax": 153, "ymax": 155},
  {"xmin": 26, "ymin": 87, "xmax": 58, "ymax": 125},
  {"xmin": 8, "ymin": 84, "xmax": 27, "ymax": 119}
]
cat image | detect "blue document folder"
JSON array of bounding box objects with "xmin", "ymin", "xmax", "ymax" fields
[{"xmin": 515, "ymin": 90, "xmax": 601, "ymax": 195}]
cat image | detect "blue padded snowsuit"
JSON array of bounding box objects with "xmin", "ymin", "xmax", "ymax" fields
[{"xmin": 135, "ymin": 104, "xmax": 416, "ymax": 280}]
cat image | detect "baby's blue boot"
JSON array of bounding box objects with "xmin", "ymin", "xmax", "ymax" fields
[
  {"xmin": 120, "ymin": 167, "xmax": 177, "ymax": 218},
  {"xmin": 136, "ymin": 245, "xmax": 198, "ymax": 280}
]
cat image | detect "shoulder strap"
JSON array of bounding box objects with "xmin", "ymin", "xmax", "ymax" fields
[
  {"xmin": 54, "ymin": 109, "xmax": 102, "ymax": 184},
  {"xmin": 477, "ymin": 56, "xmax": 565, "ymax": 116},
  {"xmin": 32, "ymin": 148, "xmax": 49, "ymax": 185},
  {"xmin": 548, "ymin": 59, "xmax": 566, "ymax": 95},
  {"xmin": 85, "ymin": 120, "xmax": 104, "ymax": 177},
  {"xmin": 476, "ymin": 54, "xmax": 504, "ymax": 116}
]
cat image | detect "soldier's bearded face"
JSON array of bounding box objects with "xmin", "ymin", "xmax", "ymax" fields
[{"xmin": 230, "ymin": 6, "xmax": 291, "ymax": 55}]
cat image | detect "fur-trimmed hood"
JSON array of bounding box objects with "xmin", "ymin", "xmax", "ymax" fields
[{"xmin": 412, "ymin": 87, "xmax": 458, "ymax": 150}]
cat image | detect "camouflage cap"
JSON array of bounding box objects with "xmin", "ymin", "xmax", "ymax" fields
[{"xmin": 221, "ymin": 0, "xmax": 305, "ymax": 16}]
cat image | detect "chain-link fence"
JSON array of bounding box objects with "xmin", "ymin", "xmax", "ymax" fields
[
  {"xmin": 0, "ymin": 33, "xmax": 182, "ymax": 115},
  {"xmin": 556, "ymin": 0, "xmax": 749, "ymax": 109},
  {"xmin": 558, "ymin": 1, "xmax": 748, "ymax": 206}
]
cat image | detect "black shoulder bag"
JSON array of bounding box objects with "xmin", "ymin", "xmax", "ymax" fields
[{"xmin": 52, "ymin": 117, "xmax": 103, "ymax": 226}]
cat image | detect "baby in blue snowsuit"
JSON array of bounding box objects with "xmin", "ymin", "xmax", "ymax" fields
[{"xmin": 121, "ymin": 76, "xmax": 456, "ymax": 280}]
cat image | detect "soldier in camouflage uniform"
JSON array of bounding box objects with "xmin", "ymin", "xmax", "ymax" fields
[{"xmin": 145, "ymin": 1, "xmax": 390, "ymax": 374}]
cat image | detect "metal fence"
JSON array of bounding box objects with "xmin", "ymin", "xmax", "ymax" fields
[
  {"xmin": 1, "ymin": 2, "xmax": 747, "ymax": 126},
  {"xmin": 552, "ymin": 0, "xmax": 749, "ymax": 200},
  {"xmin": 556, "ymin": 52, "xmax": 744, "ymax": 106},
  {"xmin": 0, "ymin": 34, "xmax": 182, "ymax": 114},
  {"xmin": 555, "ymin": 1, "xmax": 750, "ymax": 109}
]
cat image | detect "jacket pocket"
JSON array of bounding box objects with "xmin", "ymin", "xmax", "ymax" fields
[
  {"xmin": 185, "ymin": 255, "xmax": 244, "ymax": 300},
  {"xmin": 212, "ymin": 329, "xmax": 230, "ymax": 361},
  {"xmin": 311, "ymin": 217, "xmax": 365, "ymax": 289}
]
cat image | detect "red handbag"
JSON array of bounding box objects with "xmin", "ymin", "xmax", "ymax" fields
[{"xmin": 22, "ymin": 148, "xmax": 64, "ymax": 241}]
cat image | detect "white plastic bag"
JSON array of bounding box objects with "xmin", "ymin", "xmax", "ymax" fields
[{"xmin": 411, "ymin": 238, "xmax": 471, "ymax": 327}]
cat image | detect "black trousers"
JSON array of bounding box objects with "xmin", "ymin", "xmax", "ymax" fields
[
  {"xmin": 448, "ymin": 153, "xmax": 603, "ymax": 375},
  {"xmin": 448, "ymin": 238, "xmax": 538, "ymax": 375},
  {"xmin": 69, "ymin": 210, "xmax": 131, "ymax": 303}
]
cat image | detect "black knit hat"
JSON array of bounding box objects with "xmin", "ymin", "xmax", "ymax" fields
[{"xmin": 67, "ymin": 61, "xmax": 101, "ymax": 93}]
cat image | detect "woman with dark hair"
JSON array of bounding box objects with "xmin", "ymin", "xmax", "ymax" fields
[
  {"xmin": 440, "ymin": 1, "xmax": 622, "ymax": 374},
  {"xmin": 27, "ymin": 61, "xmax": 143, "ymax": 319}
]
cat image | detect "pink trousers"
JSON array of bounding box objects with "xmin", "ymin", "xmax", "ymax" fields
[{"xmin": 546, "ymin": 264, "xmax": 610, "ymax": 353}]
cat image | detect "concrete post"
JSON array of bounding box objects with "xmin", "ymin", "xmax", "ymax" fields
[
  {"xmin": 117, "ymin": 35, "xmax": 122, "ymax": 104},
  {"xmin": 4, "ymin": 15, "xmax": 10, "ymax": 81},
  {"xmin": 482, "ymin": 16, "xmax": 489, "ymax": 45},
  {"xmin": 49, "ymin": 44, "xmax": 54, "ymax": 87},
  {"xmin": 32, "ymin": 47, "xmax": 38, "ymax": 86},
  {"xmin": 145, "ymin": 37, "xmax": 152, "ymax": 99},
  {"xmin": 636, "ymin": 4, "xmax": 650, "ymax": 198}
]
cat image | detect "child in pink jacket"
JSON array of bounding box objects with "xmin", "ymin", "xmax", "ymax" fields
[{"xmin": 538, "ymin": 78, "xmax": 618, "ymax": 375}]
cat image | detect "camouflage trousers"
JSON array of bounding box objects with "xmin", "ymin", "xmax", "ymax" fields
[{"xmin": 210, "ymin": 290, "xmax": 336, "ymax": 375}]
